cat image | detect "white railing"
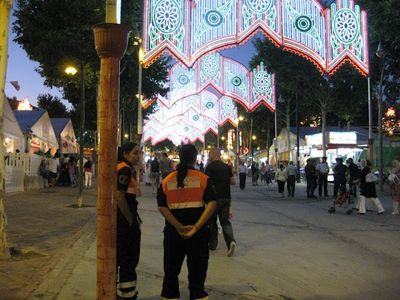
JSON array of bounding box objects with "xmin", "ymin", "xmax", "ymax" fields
[
  {"xmin": 4, "ymin": 153, "xmax": 45, "ymax": 193},
  {"xmin": 4, "ymin": 153, "xmax": 43, "ymax": 176}
]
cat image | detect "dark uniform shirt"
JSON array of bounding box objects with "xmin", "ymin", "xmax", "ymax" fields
[
  {"xmin": 157, "ymin": 168, "xmax": 216, "ymax": 228},
  {"xmin": 117, "ymin": 159, "xmax": 138, "ymax": 212},
  {"xmin": 205, "ymin": 160, "xmax": 233, "ymax": 199}
]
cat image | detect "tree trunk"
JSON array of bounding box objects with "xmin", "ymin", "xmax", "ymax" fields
[
  {"xmin": 321, "ymin": 106, "xmax": 327, "ymax": 157},
  {"xmin": 266, "ymin": 120, "xmax": 270, "ymax": 162},
  {"xmin": 286, "ymin": 99, "xmax": 291, "ymax": 161},
  {"xmin": 0, "ymin": 0, "xmax": 14, "ymax": 258}
]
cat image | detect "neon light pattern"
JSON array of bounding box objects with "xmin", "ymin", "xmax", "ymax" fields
[
  {"xmin": 143, "ymin": 91, "xmax": 238, "ymax": 146},
  {"xmin": 142, "ymin": 0, "xmax": 369, "ymax": 76},
  {"xmin": 151, "ymin": 53, "xmax": 276, "ymax": 113},
  {"xmin": 327, "ymin": 1, "xmax": 367, "ymax": 75},
  {"xmin": 251, "ymin": 62, "xmax": 275, "ymax": 111}
]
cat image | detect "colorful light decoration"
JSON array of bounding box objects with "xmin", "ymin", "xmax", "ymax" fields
[
  {"xmin": 145, "ymin": 53, "xmax": 276, "ymax": 112},
  {"xmin": 143, "ymin": 90, "xmax": 238, "ymax": 146},
  {"xmin": 142, "ymin": 0, "xmax": 368, "ymax": 76},
  {"xmin": 382, "ymin": 106, "xmax": 400, "ymax": 136}
]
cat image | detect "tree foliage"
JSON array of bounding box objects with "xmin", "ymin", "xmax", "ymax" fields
[
  {"xmin": 37, "ymin": 93, "xmax": 70, "ymax": 118},
  {"xmin": 13, "ymin": 0, "xmax": 169, "ymax": 136}
]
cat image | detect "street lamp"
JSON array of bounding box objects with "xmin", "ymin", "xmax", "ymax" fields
[
  {"xmin": 376, "ymin": 42, "xmax": 386, "ymax": 192},
  {"xmin": 137, "ymin": 42, "xmax": 144, "ymax": 142},
  {"xmin": 251, "ymin": 135, "xmax": 256, "ymax": 163},
  {"xmin": 65, "ymin": 61, "xmax": 85, "ymax": 208},
  {"xmin": 236, "ymin": 115, "xmax": 244, "ymax": 168}
]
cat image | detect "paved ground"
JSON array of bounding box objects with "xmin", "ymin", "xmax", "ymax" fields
[{"xmin": 1, "ymin": 179, "xmax": 400, "ymax": 300}]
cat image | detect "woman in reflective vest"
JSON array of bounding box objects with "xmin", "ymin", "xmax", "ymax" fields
[
  {"xmin": 116, "ymin": 142, "xmax": 142, "ymax": 300},
  {"xmin": 157, "ymin": 144, "xmax": 216, "ymax": 300}
]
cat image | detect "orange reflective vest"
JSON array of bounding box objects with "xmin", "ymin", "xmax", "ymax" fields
[
  {"xmin": 162, "ymin": 169, "xmax": 209, "ymax": 210},
  {"xmin": 117, "ymin": 161, "xmax": 139, "ymax": 194}
]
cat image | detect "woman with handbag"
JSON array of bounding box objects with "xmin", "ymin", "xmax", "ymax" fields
[{"xmin": 357, "ymin": 159, "xmax": 385, "ymax": 215}]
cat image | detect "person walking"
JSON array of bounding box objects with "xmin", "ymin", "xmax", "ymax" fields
[
  {"xmin": 275, "ymin": 164, "xmax": 287, "ymax": 198},
  {"xmin": 160, "ymin": 152, "xmax": 174, "ymax": 179},
  {"xmin": 357, "ymin": 159, "xmax": 385, "ymax": 215},
  {"xmin": 333, "ymin": 157, "xmax": 348, "ymax": 198},
  {"xmin": 157, "ymin": 144, "xmax": 216, "ymax": 300},
  {"xmin": 305, "ymin": 159, "xmax": 317, "ymax": 198},
  {"xmin": 286, "ymin": 161, "xmax": 297, "ymax": 197},
  {"xmin": 347, "ymin": 158, "xmax": 360, "ymax": 201},
  {"xmin": 238, "ymin": 160, "xmax": 247, "ymax": 190},
  {"xmin": 116, "ymin": 142, "xmax": 143, "ymax": 299},
  {"xmin": 150, "ymin": 155, "xmax": 161, "ymax": 194},
  {"xmin": 205, "ymin": 148, "xmax": 236, "ymax": 256},
  {"xmin": 388, "ymin": 159, "xmax": 400, "ymax": 215},
  {"xmin": 316, "ymin": 156, "xmax": 329, "ymax": 197},
  {"xmin": 83, "ymin": 159, "xmax": 93, "ymax": 189}
]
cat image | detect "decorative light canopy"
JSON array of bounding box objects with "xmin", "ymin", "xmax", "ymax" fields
[
  {"xmin": 142, "ymin": 0, "xmax": 369, "ymax": 76},
  {"xmin": 144, "ymin": 53, "xmax": 276, "ymax": 112},
  {"xmin": 143, "ymin": 90, "xmax": 238, "ymax": 146}
]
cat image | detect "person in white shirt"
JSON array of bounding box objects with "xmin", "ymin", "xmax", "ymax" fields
[
  {"xmin": 47, "ymin": 156, "xmax": 59, "ymax": 187},
  {"xmin": 316, "ymin": 156, "xmax": 330, "ymax": 197},
  {"xmin": 275, "ymin": 164, "xmax": 288, "ymax": 197},
  {"xmin": 238, "ymin": 160, "xmax": 247, "ymax": 190}
]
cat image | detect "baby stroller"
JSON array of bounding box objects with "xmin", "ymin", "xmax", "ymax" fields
[{"xmin": 328, "ymin": 184, "xmax": 353, "ymax": 214}]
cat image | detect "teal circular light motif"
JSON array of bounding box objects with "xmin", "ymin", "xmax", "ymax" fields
[
  {"xmin": 205, "ymin": 10, "xmax": 223, "ymax": 27},
  {"xmin": 295, "ymin": 15, "xmax": 313, "ymax": 33},
  {"xmin": 153, "ymin": 0, "xmax": 182, "ymax": 34},
  {"xmin": 205, "ymin": 102, "xmax": 215, "ymax": 109},
  {"xmin": 178, "ymin": 74, "xmax": 189, "ymax": 85},
  {"xmin": 231, "ymin": 76, "xmax": 242, "ymax": 87},
  {"xmin": 192, "ymin": 115, "xmax": 200, "ymax": 121},
  {"xmin": 245, "ymin": 0, "xmax": 273, "ymax": 14},
  {"xmin": 333, "ymin": 8, "xmax": 359, "ymax": 44}
]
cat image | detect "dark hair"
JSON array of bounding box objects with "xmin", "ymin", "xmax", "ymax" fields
[
  {"xmin": 122, "ymin": 142, "xmax": 138, "ymax": 155},
  {"xmin": 177, "ymin": 144, "xmax": 198, "ymax": 188}
]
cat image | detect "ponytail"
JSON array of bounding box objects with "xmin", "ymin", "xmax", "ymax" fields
[{"xmin": 177, "ymin": 144, "xmax": 198, "ymax": 188}]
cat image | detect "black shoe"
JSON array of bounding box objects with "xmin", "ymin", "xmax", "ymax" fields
[
  {"xmin": 310, "ymin": 195, "xmax": 317, "ymax": 199},
  {"xmin": 328, "ymin": 207, "xmax": 335, "ymax": 213}
]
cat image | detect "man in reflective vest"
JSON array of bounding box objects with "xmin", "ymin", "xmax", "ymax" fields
[
  {"xmin": 116, "ymin": 142, "xmax": 142, "ymax": 300},
  {"xmin": 157, "ymin": 144, "xmax": 216, "ymax": 300}
]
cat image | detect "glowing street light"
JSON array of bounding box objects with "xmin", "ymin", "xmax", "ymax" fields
[
  {"xmin": 65, "ymin": 66, "xmax": 78, "ymax": 76},
  {"xmin": 65, "ymin": 62, "xmax": 85, "ymax": 207}
]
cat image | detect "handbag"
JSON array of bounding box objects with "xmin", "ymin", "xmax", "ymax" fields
[{"xmin": 365, "ymin": 172, "xmax": 378, "ymax": 183}]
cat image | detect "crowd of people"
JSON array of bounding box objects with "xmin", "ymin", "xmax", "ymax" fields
[{"xmin": 39, "ymin": 154, "xmax": 94, "ymax": 189}]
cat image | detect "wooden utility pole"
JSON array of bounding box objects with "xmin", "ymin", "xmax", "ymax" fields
[
  {"xmin": 0, "ymin": 0, "xmax": 14, "ymax": 259},
  {"xmin": 93, "ymin": 21, "xmax": 129, "ymax": 299}
]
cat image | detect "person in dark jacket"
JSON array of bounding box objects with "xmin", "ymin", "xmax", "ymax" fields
[
  {"xmin": 157, "ymin": 144, "xmax": 216, "ymax": 300},
  {"xmin": 347, "ymin": 158, "xmax": 360, "ymax": 200},
  {"xmin": 333, "ymin": 157, "xmax": 348, "ymax": 198},
  {"xmin": 357, "ymin": 159, "xmax": 385, "ymax": 215},
  {"xmin": 205, "ymin": 148, "xmax": 236, "ymax": 256},
  {"xmin": 305, "ymin": 159, "xmax": 317, "ymax": 198},
  {"xmin": 116, "ymin": 142, "xmax": 143, "ymax": 299}
]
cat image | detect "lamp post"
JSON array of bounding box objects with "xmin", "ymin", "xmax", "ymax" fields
[
  {"xmin": 251, "ymin": 135, "xmax": 256, "ymax": 163},
  {"xmin": 376, "ymin": 42, "xmax": 386, "ymax": 192},
  {"xmin": 137, "ymin": 45, "xmax": 144, "ymax": 142},
  {"xmin": 65, "ymin": 62, "xmax": 85, "ymax": 208},
  {"xmin": 249, "ymin": 118, "xmax": 253, "ymax": 163},
  {"xmin": 236, "ymin": 115, "xmax": 243, "ymax": 167},
  {"xmin": 274, "ymin": 107, "xmax": 278, "ymax": 169}
]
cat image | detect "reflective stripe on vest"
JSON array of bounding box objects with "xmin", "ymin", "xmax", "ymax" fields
[
  {"xmin": 162, "ymin": 169, "xmax": 208, "ymax": 210},
  {"xmin": 117, "ymin": 161, "xmax": 138, "ymax": 194}
]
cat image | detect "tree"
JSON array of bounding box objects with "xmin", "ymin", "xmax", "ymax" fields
[
  {"xmin": 13, "ymin": 0, "xmax": 169, "ymax": 140},
  {"xmin": 37, "ymin": 93, "xmax": 70, "ymax": 118},
  {"xmin": 250, "ymin": 37, "xmax": 367, "ymax": 156}
]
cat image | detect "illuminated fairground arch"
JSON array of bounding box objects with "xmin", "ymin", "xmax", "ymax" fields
[
  {"xmin": 144, "ymin": 53, "xmax": 276, "ymax": 112},
  {"xmin": 143, "ymin": 0, "xmax": 369, "ymax": 76},
  {"xmin": 143, "ymin": 91, "xmax": 238, "ymax": 145}
]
